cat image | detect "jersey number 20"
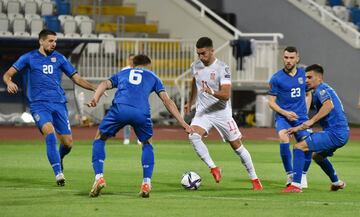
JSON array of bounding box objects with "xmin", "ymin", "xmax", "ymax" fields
[
  {"xmin": 129, "ymin": 69, "xmax": 142, "ymax": 85},
  {"xmin": 42, "ymin": 65, "xmax": 53, "ymax": 74},
  {"xmin": 291, "ymin": 87, "xmax": 301, "ymax": 98}
]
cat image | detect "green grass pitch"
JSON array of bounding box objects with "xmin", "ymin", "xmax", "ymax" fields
[{"xmin": 0, "ymin": 139, "xmax": 359, "ymax": 217}]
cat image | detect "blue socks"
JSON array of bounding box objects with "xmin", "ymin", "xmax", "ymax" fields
[
  {"xmin": 303, "ymin": 151, "xmax": 312, "ymax": 174},
  {"xmin": 45, "ymin": 133, "xmax": 61, "ymax": 176},
  {"xmin": 316, "ymin": 157, "xmax": 339, "ymax": 182},
  {"xmin": 92, "ymin": 139, "xmax": 106, "ymax": 175},
  {"xmin": 142, "ymin": 144, "xmax": 154, "ymax": 179},
  {"xmin": 292, "ymin": 149, "xmax": 305, "ymax": 184},
  {"xmin": 280, "ymin": 143, "xmax": 293, "ymax": 174},
  {"xmin": 59, "ymin": 143, "xmax": 72, "ymax": 160}
]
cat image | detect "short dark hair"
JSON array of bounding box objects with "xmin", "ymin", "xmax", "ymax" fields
[
  {"xmin": 38, "ymin": 29, "xmax": 56, "ymax": 40},
  {"xmin": 305, "ymin": 64, "xmax": 324, "ymax": 75},
  {"xmin": 196, "ymin": 37, "xmax": 213, "ymax": 49},
  {"xmin": 133, "ymin": 54, "xmax": 151, "ymax": 66},
  {"xmin": 284, "ymin": 46, "xmax": 298, "ymax": 53}
]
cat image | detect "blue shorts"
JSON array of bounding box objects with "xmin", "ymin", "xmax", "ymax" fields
[
  {"xmin": 30, "ymin": 101, "xmax": 71, "ymax": 135},
  {"xmin": 275, "ymin": 116, "xmax": 312, "ymax": 142},
  {"xmin": 306, "ymin": 129, "xmax": 349, "ymax": 157},
  {"xmin": 99, "ymin": 104, "xmax": 153, "ymax": 142}
]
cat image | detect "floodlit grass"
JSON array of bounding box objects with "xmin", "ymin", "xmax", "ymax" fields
[{"xmin": 0, "ymin": 139, "xmax": 359, "ymax": 217}]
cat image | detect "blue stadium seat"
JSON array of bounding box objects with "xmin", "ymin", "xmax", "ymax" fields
[
  {"xmin": 327, "ymin": 0, "xmax": 344, "ymax": 6},
  {"xmin": 57, "ymin": 2, "xmax": 71, "ymax": 15},
  {"xmin": 43, "ymin": 15, "xmax": 60, "ymax": 32},
  {"xmin": 350, "ymin": 8, "xmax": 360, "ymax": 25}
]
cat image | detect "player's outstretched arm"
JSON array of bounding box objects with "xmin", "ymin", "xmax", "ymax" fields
[
  {"xmin": 159, "ymin": 91, "xmax": 192, "ymax": 134},
  {"xmin": 3, "ymin": 67, "xmax": 19, "ymax": 94},
  {"xmin": 71, "ymin": 73, "xmax": 97, "ymax": 91},
  {"xmin": 86, "ymin": 80, "xmax": 112, "ymax": 107}
]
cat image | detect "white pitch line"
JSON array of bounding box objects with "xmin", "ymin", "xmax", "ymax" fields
[{"xmin": 2, "ymin": 187, "xmax": 360, "ymax": 207}]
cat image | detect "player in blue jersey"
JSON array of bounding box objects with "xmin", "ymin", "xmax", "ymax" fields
[
  {"xmin": 86, "ymin": 54, "xmax": 192, "ymax": 198},
  {"xmin": 3, "ymin": 29, "xmax": 97, "ymax": 186},
  {"xmin": 284, "ymin": 64, "xmax": 349, "ymax": 193},
  {"xmin": 268, "ymin": 47, "xmax": 312, "ymax": 188}
]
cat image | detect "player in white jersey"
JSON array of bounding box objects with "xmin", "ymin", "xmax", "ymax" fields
[{"xmin": 184, "ymin": 37, "xmax": 263, "ymax": 190}]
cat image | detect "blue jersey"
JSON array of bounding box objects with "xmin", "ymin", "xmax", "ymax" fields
[
  {"xmin": 109, "ymin": 67, "xmax": 165, "ymax": 115},
  {"xmin": 13, "ymin": 50, "xmax": 76, "ymax": 103},
  {"xmin": 312, "ymin": 83, "xmax": 349, "ymax": 131},
  {"xmin": 268, "ymin": 68, "xmax": 308, "ymax": 119}
]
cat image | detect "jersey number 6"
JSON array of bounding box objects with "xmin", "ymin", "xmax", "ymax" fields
[{"xmin": 129, "ymin": 69, "xmax": 143, "ymax": 85}]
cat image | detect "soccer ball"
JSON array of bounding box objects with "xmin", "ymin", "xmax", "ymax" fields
[{"xmin": 181, "ymin": 171, "xmax": 201, "ymax": 190}]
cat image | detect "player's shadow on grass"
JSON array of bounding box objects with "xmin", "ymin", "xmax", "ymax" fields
[{"xmin": 0, "ymin": 176, "xmax": 50, "ymax": 187}]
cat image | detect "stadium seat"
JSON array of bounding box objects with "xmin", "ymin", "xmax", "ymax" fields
[
  {"xmin": 58, "ymin": 14, "xmax": 73, "ymax": 26},
  {"xmin": 98, "ymin": 33, "xmax": 116, "ymax": 55},
  {"xmin": 12, "ymin": 17, "xmax": 26, "ymax": 33},
  {"xmin": 57, "ymin": 1, "xmax": 70, "ymax": 15},
  {"xmin": 25, "ymin": 13, "xmax": 40, "ymax": 25},
  {"xmin": 14, "ymin": 31, "xmax": 30, "ymax": 37},
  {"xmin": 0, "ymin": 1, "xmax": 3, "ymax": 13},
  {"xmin": 0, "ymin": 12, "xmax": 7, "ymax": 18},
  {"xmin": 7, "ymin": 13, "xmax": 23, "ymax": 23},
  {"xmin": 43, "ymin": 15, "xmax": 60, "ymax": 32},
  {"xmin": 82, "ymin": 33, "xmax": 100, "ymax": 54},
  {"xmin": 0, "ymin": 30, "xmax": 12, "ymax": 36},
  {"xmin": 79, "ymin": 19, "xmax": 93, "ymax": 34},
  {"xmin": 62, "ymin": 19, "xmax": 76, "ymax": 34},
  {"xmin": 40, "ymin": 1, "xmax": 53, "ymax": 16},
  {"xmin": 7, "ymin": 0, "xmax": 21, "ymax": 14},
  {"xmin": 333, "ymin": 6, "xmax": 349, "ymax": 21},
  {"xmin": 29, "ymin": 18, "xmax": 43, "ymax": 35},
  {"xmin": 24, "ymin": 1, "xmax": 38, "ymax": 15},
  {"xmin": 0, "ymin": 17, "xmax": 9, "ymax": 31},
  {"xmin": 64, "ymin": 32, "xmax": 80, "ymax": 38},
  {"xmin": 56, "ymin": 32, "xmax": 64, "ymax": 37},
  {"xmin": 74, "ymin": 15, "xmax": 90, "ymax": 25},
  {"xmin": 328, "ymin": 0, "xmax": 344, "ymax": 6}
]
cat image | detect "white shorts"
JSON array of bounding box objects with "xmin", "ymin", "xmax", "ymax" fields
[{"xmin": 191, "ymin": 113, "xmax": 242, "ymax": 142}]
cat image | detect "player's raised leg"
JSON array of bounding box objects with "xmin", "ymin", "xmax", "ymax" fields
[{"xmin": 188, "ymin": 125, "xmax": 221, "ymax": 183}]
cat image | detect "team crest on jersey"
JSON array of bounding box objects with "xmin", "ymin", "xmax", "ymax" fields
[
  {"xmin": 320, "ymin": 90, "xmax": 326, "ymax": 95},
  {"xmin": 34, "ymin": 114, "xmax": 40, "ymax": 122},
  {"xmin": 210, "ymin": 72, "xmax": 216, "ymax": 80},
  {"xmin": 51, "ymin": 57, "xmax": 56, "ymax": 63},
  {"xmin": 298, "ymin": 77, "xmax": 304, "ymax": 84}
]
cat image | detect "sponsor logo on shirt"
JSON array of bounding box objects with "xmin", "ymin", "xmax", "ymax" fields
[
  {"xmin": 224, "ymin": 74, "xmax": 231, "ymax": 78},
  {"xmin": 51, "ymin": 57, "xmax": 56, "ymax": 63},
  {"xmin": 298, "ymin": 77, "xmax": 303, "ymax": 84},
  {"xmin": 210, "ymin": 72, "xmax": 216, "ymax": 80}
]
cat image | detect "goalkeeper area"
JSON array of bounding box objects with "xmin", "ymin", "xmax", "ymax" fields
[{"xmin": 0, "ymin": 127, "xmax": 360, "ymax": 217}]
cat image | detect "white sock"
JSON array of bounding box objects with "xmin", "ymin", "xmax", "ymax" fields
[
  {"xmin": 189, "ymin": 133, "xmax": 216, "ymax": 168},
  {"xmin": 143, "ymin": 178, "xmax": 151, "ymax": 185},
  {"xmin": 235, "ymin": 145, "xmax": 257, "ymax": 180},
  {"xmin": 95, "ymin": 173, "xmax": 103, "ymax": 181}
]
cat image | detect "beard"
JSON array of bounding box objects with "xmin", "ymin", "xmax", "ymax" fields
[
  {"xmin": 44, "ymin": 48, "xmax": 55, "ymax": 55},
  {"xmin": 284, "ymin": 64, "xmax": 295, "ymax": 72}
]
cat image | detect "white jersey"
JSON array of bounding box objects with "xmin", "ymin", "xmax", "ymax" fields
[{"xmin": 191, "ymin": 58, "xmax": 232, "ymax": 117}]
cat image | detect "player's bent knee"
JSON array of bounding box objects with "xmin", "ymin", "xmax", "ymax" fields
[
  {"xmin": 189, "ymin": 133, "xmax": 201, "ymax": 142},
  {"xmin": 278, "ymin": 131, "xmax": 290, "ymax": 143},
  {"xmin": 312, "ymin": 153, "xmax": 324, "ymax": 163}
]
